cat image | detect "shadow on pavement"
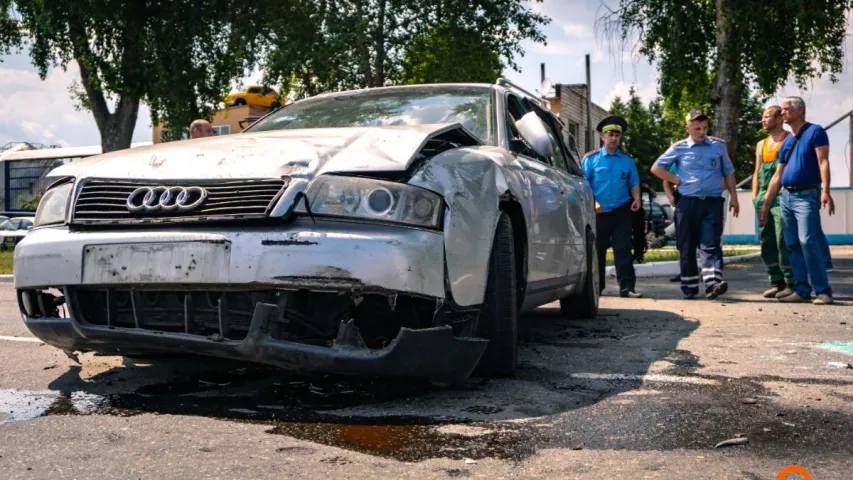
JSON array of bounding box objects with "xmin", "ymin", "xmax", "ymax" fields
[{"xmin": 30, "ymin": 305, "xmax": 696, "ymax": 461}]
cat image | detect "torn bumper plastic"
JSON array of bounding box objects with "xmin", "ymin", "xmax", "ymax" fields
[{"xmin": 21, "ymin": 302, "xmax": 489, "ymax": 382}]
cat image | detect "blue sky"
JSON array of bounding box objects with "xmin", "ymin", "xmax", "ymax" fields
[{"xmin": 0, "ymin": 0, "xmax": 850, "ymax": 185}]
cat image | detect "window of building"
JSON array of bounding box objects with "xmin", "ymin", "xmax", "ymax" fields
[{"xmin": 212, "ymin": 125, "xmax": 231, "ymax": 136}]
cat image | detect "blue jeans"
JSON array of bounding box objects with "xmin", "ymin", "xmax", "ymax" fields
[
  {"xmin": 817, "ymin": 222, "xmax": 833, "ymax": 269},
  {"xmin": 780, "ymin": 189, "xmax": 832, "ymax": 297}
]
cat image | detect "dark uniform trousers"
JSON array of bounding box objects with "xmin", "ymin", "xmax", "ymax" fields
[
  {"xmin": 596, "ymin": 202, "xmax": 637, "ymax": 294},
  {"xmin": 675, "ymin": 196, "xmax": 724, "ymax": 296},
  {"xmin": 631, "ymin": 205, "xmax": 646, "ymax": 262}
]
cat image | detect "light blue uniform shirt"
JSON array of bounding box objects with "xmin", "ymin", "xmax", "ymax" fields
[
  {"xmin": 653, "ymin": 137, "xmax": 734, "ymax": 197},
  {"xmin": 582, "ymin": 147, "xmax": 640, "ymax": 212}
]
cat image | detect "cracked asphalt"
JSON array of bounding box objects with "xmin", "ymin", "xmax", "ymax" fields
[{"xmin": 0, "ymin": 249, "xmax": 851, "ymax": 479}]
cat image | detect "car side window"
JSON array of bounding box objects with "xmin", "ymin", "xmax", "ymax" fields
[
  {"xmin": 533, "ymin": 107, "xmax": 573, "ymax": 174},
  {"xmin": 505, "ymin": 94, "xmax": 551, "ymax": 165},
  {"xmin": 248, "ymin": 87, "xmax": 261, "ymax": 94}
]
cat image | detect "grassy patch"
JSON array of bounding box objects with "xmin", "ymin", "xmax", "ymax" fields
[
  {"xmin": 0, "ymin": 250, "xmax": 12, "ymax": 275},
  {"xmin": 606, "ymin": 248, "xmax": 757, "ymax": 266}
]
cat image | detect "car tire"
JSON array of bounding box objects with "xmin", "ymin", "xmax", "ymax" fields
[
  {"xmin": 473, "ymin": 212, "xmax": 518, "ymax": 377},
  {"xmin": 560, "ymin": 230, "xmax": 599, "ymax": 319},
  {"xmin": 234, "ymin": 99, "xmax": 246, "ymax": 106}
]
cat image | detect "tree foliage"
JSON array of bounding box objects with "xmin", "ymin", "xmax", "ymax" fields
[
  {"xmin": 12, "ymin": 0, "xmax": 267, "ymax": 150},
  {"xmin": 400, "ymin": 23, "xmax": 503, "ymax": 84},
  {"xmin": 262, "ymin": 0, "xmax": 549, "ymax": 98},
  {"xmin": 601, "ymin": 0, "xmax": 853, "ymax": 163}
]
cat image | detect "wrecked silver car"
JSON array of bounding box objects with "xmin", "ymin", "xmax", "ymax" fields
[{"xmin": 14, "ymin": 82, "xmax": 598, "ymax": 382}]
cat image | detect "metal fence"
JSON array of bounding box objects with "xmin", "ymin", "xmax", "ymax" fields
[{"xmin": 2, "ymin": 159, "xmax": 66, "ymax": 213}]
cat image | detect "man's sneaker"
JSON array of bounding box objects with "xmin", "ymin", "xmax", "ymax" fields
[
  {"xmin": 778, "ymin": 292, "xmax": 808, "ymax": 303},
  {"xmin": 706, "ymin": 281, "xmax": 729, "ymax": 300},
  {"xmin": 775, "ymin": 286, "xmax": 795, "ymax": 299},
  {"xmin": 813, "ymin": 294, "xmax": 834, "ymax": 305},
  {"xmin": 620, "ymin": 290, "xmax": 643, "ymax": 299},
  {"xmin": 763, "ymin": 284, "xmax": 785, "ymax": 299}
]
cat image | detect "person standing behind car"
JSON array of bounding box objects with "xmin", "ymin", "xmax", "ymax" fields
[
  {"xmin": 759, "ymin": 96, "xmax": 835, "ymax": 305},
  {"xmin": 581, "ymin": 115, "xmax": 643, "ymax": 299},
  {"xmin": 631, "ymin": 182, "xmax": 658, "ymax": 263},
  {"xmin": 651, "ymin": 109, "xmax": 740, "ymax": 300},
  {"xmin": 189, "ymin": 119, "xmax": 214, "ymax": 138},
  {"xmin": 752, "ymin": 105, "xmax": 794, "ymax": 299}
]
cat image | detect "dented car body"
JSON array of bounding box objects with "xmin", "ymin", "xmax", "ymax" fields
[{"xmin": 15, "ymin": 83, "xmax": 598, "ymax": 381}]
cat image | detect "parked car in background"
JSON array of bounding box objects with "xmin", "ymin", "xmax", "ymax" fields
[
  {"xmin": 224, "ymin": 85, "xmax": 285, "ymax": 109},
  {"xmin": 15, "ymin": 81, "xmax": 597, "ymax": 382},
  {"xmin": 643, "ymin": 197, "xmax": 673, "ymax": 249},
  {"xmin": 0, "ymin": 216, "xmax": 34, "ymax": 249}
]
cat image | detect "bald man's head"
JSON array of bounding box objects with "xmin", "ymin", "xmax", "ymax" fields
[{"xmin": 190, "ymin": 119, "xmax": 213, "ymax": 138}]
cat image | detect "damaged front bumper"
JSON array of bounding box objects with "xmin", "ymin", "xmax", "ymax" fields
[
  {"xmin": 20, "ymin": 301, "xmax": 487, "ymax": 382},
  {"xmin": 14, "ymin": 219, "xmax": 488, "ymax": 381}
]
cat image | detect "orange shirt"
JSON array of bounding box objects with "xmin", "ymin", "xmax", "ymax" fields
[{"xmin": 761, "ymin": 131, "xmax": 789, "ymax": 163}]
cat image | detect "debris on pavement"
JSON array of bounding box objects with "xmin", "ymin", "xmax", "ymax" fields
[
  {"xmin": 742, "ymin": 398, "xmax": 758, "ymax": 405},
  {"xmin": 827, "ymin": 362, "xmax": 853, "ymax": 369},
  {"xmin": 714, "ymin": 436, "xmax": 748, "ymax": 448},
  {"xmin": 463, "ymin": 458, "xmax": 477, "ymax": 465}
]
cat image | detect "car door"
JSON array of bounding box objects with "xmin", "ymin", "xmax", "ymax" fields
[
  {"xmin": 246, "ymin": 86, "xmax": 263, "ymax": 106},
  {"xmin": 504, "ymin": 94, "xmax": 572, "ymax": 284},
  {"xmin": 530, "ymin": 105, "xmax": 587, "ymax": 279}
]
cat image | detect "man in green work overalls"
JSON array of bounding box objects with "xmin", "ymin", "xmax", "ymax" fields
[{"xmin": 753, "ymin": 105, "xmax": 794, "ymax": 298}]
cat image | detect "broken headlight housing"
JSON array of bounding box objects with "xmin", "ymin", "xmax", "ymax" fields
[
  {"xmin": 34, "ymin": 182, "xmax": 73, "ymax": 227},
  {"xmin": 300, "ymin": 176, "xmax": 443, "ymax": 229}
]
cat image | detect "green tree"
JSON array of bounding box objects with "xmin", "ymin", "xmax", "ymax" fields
[
  {"xmin": 400, "ymin": 23, "xmax": 503, "ymax": 84},
  {"xmin": 10, "ymin": 0, "xmax": 267, "ymax": 150},
  {"xmin": 263, "ymin": 0, "xmax": 549, "ymax": 98},
  {"xmin": 601, "ymin": 0, "xmax": 851, "ymax": 163},
  {"xmin": 608, "ymin": 88, "xmax": 669, "ymax": 186}
]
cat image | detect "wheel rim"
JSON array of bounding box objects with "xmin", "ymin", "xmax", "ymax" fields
[{"xmin": 591, "ymin": 240, "xmax": 600, "ymax": 306}]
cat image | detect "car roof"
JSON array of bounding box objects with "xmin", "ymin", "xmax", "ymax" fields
[{"xmin": 306, "ymin": 83, "xmax": 496, "ymax": 101}]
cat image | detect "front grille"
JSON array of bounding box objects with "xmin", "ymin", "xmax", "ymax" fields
[
  {"xmin": 72, "ymin": 178, "xmax": 288, "ymax": 225},
  {"xmin": 71, "ymin": 288, "xmax": 285, "ymax": 341}
]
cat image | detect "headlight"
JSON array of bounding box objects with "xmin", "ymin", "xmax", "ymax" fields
[
  {"xmin": 300, "ymin": 176, "xmax": 443, "ymax": 228},
  {"xmin": 34, "ymin": 182, "xmax": 73, "ymax": 227}
]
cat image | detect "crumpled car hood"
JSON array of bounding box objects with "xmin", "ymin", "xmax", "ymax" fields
[{"xmin": 48, "ymin": 124, "xmax": 481, "ymax": 181}]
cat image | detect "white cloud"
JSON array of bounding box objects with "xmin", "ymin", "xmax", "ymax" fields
[
  {"xmin": 0, "ymin": 58, "xmax": 152, "ymax": 147},
  {"xmin": 563, "ymin": 23, "xmax": 593, "ymax": 39},
  {"xmin": 602, "ymin": 78, "xmax": 659, "ymax": 107}
]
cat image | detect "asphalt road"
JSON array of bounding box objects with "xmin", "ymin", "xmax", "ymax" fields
[{"xmin": 0, "ymin": 250, "xmax": 852, "ymax": 479}]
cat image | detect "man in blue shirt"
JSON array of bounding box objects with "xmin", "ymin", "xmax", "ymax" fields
[
  {"xmin": 759, "ymin": 96, "xmax": 835, "ymax": 305},
  {"xmin": 651, "ymin": 109, "xmax": 740, "ymax": 300},
  {"xmin": 582, "ymin": 115, "xmax": 642, "ymax": 298}
]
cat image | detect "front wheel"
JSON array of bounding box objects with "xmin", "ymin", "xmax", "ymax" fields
[
  {"xmin": 473, "ymin": 212, "xmax": 518, "ymax": 377},
  {"xmin": 560, "ymin": 230, "xmax": 599, "ymax": 319}
]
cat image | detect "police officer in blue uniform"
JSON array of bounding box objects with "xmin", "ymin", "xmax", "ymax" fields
[
  {"xmin": 582, "ymin": 115, "xmax": 643, "ymax": 298},
  {"xmin": 651, "ymin": 109, "xmax": 740, "ymax": 300}
]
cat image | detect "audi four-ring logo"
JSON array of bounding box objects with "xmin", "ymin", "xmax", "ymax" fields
[{"xmin": 126, "ymin": 186, "xmax": 208, "ymax": 212}]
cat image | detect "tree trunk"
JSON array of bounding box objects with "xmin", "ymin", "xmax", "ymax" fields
[
  {"xmin": 710, "ymin": 0, "xmax": 741, "ymax": 164},
  {"xmin": 70, "ymin": 18, "xmax": 140, "ymax": 153},
  {"xmin": 354, "ymin": 0, "xmax": 374, "ymax": 88},
  {"xmin": 373, "ymin": 0, "xmax": 388, "ymax": 87}
]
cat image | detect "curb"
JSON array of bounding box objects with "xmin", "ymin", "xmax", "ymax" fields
[
  {"xmin": 605, "ymin": 253, "xmax": 761, "ymax": 278},
  {"xmin": 0, "ymin": 275, "xmax": 13, "ymax": 283}
]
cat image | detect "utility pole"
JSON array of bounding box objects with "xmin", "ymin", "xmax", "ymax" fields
[
  {"xmin": 585, "ymin": 54, "xmax": 593, "ymax": 152},
  {"xmin": 541, "ymin": 63, "xmax": 545, "ymax": 85}
]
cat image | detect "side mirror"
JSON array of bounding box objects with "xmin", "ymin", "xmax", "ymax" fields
[{"xmin": 515, "ymin": 111, "xmax": 554, "ymax": 159}]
